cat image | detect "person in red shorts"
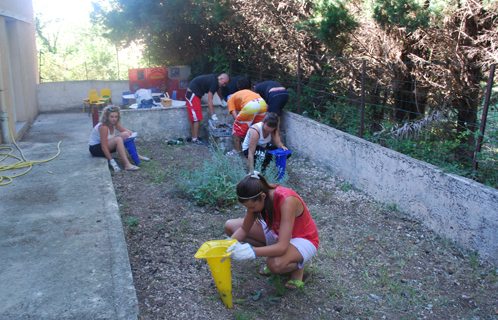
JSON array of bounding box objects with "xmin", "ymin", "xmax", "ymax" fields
[
  {"xmin": 224, "ymin": 172, "xmax": 319, "ymax": 290},
  {"xmin": 185, "ymin": 73, "xmax": 229, "ymax": 145}
]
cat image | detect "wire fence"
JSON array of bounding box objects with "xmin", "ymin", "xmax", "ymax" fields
[{"xmin": 228, "ymin": 51, "xmax": 498, "ymax": 188}]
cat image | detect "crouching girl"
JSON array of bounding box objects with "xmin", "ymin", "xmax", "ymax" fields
[{"xmin": 224, "ymin": 172, "xmax": 319, "ymax": 289}]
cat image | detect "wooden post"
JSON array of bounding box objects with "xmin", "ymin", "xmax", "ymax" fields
[
  {"xmin": 297, "ymin": 50, "xmax": 301, "ymax": 115},
  {"xmin": 473, "ymin": 64, "xmax": 495, "ymax": 171},
  {"xmin": 360, "ymin": 60, "xmax": 366, "ymax": 138},
  {"xmin": 259, "ymin": 49, "xmax": 263, "ymax": 82}
]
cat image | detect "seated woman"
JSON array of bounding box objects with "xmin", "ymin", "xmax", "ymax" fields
[
  {"xmin": 242, "ymin": 112, "xmax": 288, "ymax": 171},
  {"xmin": 224, "ymin": 172, "xmax": 319, "ymax": 289},
  {"xmin": 88, "ymin": 105, "xmax": 149, "ymax": 172},
  {"xmin": 226, "ymin": 88, "xmax": 267, "ymax": 156}
]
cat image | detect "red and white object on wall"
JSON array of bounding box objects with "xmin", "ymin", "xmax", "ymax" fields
[
  {"xmin": 166, "ymin": 65, "xmax": 190, "ymax": 101},
  {"xmin": 146, "ymin": 67, "xmax": 168, "ymax": 93},
  {"xmin": 128, "ymin": 68, "xmax": 147, "ymax": 92}
]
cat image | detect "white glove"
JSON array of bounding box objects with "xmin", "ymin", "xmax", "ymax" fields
[
  {"xmin": 220, "ymin": 99, "xmax": 228, "ymax": 108},
  {"xmin": 226, "ymin": 242, "xmax": 256, "ymax": 261},
  {"xmin": 211, "ymin": 114, "xmax": 219, "ymax": 121},
  {"xmin": 109, "ymin": 159, "xmax": 121, "ymax": 172}
]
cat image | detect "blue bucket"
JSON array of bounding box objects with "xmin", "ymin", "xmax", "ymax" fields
[
  {"xmin": 268, "ymin": 149, "xmax": 292, "ymax": 180},
  {"xmin": 123, "ymin": 137, "xmax": 140, "ymax": 165}
]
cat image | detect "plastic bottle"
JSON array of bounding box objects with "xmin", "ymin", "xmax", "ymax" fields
[{"xmin": 167, "ymin": 138, "xmax": 184, "ymax": 145}]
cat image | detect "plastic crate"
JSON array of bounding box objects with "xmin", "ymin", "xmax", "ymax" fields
[{"xmin": 209, "ymin": 120, "xmax": 232, "ymax": 137}]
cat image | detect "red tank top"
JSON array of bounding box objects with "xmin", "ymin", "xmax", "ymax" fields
[{"xmin": 267, "ymin": 186, "xmax": 319, "ymax": 249}]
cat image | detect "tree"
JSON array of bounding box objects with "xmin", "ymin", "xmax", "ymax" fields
[
  {"xmin": 35, "ymin": 11, "xmax": 146, "ymax": 82},
  {"xmin": 303, "ymin": 0, "xmax": 497, "ymax": 149}
]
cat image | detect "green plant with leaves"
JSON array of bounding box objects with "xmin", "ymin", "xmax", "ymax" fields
[
  {"xmin": 124, "ymin": 217, "xmax": 140, "ymax": 227},
  {"xmin": 235, "ymin": 312, "xmax": 255, "ymax": 320},
  {"xmin": 268, "ymin": 275, "xmax": 286, "ymax": 296},
  {"xmin": 178, "ymin": 145, "xmax": 247, "ymax": 207}
]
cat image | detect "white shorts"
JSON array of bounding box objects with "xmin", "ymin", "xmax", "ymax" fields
[{"xmin": 261, "ymin": 220, "xmax": 317, "ymax": 269}]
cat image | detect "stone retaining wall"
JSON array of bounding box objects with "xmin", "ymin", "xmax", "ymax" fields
[{"xmin": 281, "ymin": 111, "xmax": 498, "ymax": 265}]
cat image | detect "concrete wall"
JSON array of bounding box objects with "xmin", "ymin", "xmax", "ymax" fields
[
  {"xmin": 119, "ymin": 105, "xmax": 234, "ymax": 143},
  {"xmin": 281, "ymin": 111, "xmax": 498, "ymax": 265},
  {"xmin": 37, "ymin": 80, "xmax": 129, "ymax": 112},
  {"xmin": 0, "ymin": 0, "xmax": 39, "ymax": 143},
  {"xmin": 103, "ymin": 106, "xmax": 498, "ymax": 263}
]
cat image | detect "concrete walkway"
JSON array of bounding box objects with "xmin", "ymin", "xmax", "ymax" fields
[{"xmin": 0, "ymin": 112, "xmax": 139, "ymax": 319}]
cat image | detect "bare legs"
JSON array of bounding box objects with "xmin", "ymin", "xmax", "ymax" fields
[
  {"xmin": 225, "ymin": 218, "xmax": 266, "ymax": 247},
  {"xmin": 233, "ymin": 135, "xmax": 242, "ymax": 153},
  {"xmin": 190, "ymin": 121, "xmax": 200, "ymax": 140},
  {"xmin": 107, "ymin": 131, "xmax": 138, "ymax": 169}
]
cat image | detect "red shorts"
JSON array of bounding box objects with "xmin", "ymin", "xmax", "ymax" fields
[{"xmin": 186, "ymin": 92, "xmax": 202, "ymax": 122}]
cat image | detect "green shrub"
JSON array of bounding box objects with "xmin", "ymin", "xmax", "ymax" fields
[
  {"xmin": 178, "ymin": 143, "xmax": 290, "ymax": 207},
  {"xmin": 124, "ymin": 217, "xmax": 140, "ymax": 227},
  {"xmin": 178, "ymin": 145, "xmax": 247, "ymax": 207}
]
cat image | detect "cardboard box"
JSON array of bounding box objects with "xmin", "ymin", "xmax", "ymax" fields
[{"xmin": 161, "ymin": 97, "xmax": 172, "ymax": 107}]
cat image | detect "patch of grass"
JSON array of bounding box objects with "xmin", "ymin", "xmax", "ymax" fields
[
  {"xmin": 469, "ymin": 250, "xmax": 480, "ymax": 271},
  {"xmin": 340, "ymin": 181, "xmax": 353, "ymax": 192},
  {"xmin": 235, "ymin": 311, "xmax": 255, "ymax": 320},
  {"xmin": 116, "ymin": 194, "xmax": 122, "ymax": 201},
  {"xmin": 124, "ymin": 217, "xmax": 140, "ymax": 227},
  {"xmin": 140, "ymin": 161, "xmax": 167, "ymax": 183},
  {"xmin": 152, "ymin": 170, "xmax": 166, "ymax": 183},
  {"xmin": 387, "ymin": 202, "xmax": 400, "ymax": 212},
  {"xmin": 268, "ymin": 275, "xmax": 286, "ymax": 296}
]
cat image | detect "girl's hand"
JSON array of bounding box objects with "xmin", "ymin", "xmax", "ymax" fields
[
  {"xmin": 226, "ymin": 242, "xmax": 256, "ymax": 261},
  {"xmin": 281, "ymin": 145, "xmax": 288, "ymax": 151}
]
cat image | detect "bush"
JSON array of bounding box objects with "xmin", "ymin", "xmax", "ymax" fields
[
  {"xmin": 178, "ymin": 142, "xmax": 290, "ymax": 207},
  {"xmin": 178, "ymin": 145, "xmax": 247, "ymax": 207}
]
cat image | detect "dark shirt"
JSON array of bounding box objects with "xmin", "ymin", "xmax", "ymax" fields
[
  {"xmin": 253, "ymin": 81, "xmax": 283, "ymax": 101},
  {"xmin": 221, "ymin": 76, "xmax": 248, "ymax": 99},
  {"xmin": 188, "ymin": 74, "xmax": 220, "ymax": 98}
]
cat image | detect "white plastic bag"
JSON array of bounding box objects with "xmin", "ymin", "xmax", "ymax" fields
[{"xmin": 134, "ymin": 89, "xmax": 153, "ymax": 102}]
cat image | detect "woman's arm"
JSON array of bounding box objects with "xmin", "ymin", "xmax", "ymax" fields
[
  {"xmin": 231, "ymin": 210, "xmax": 256, "ymax": 241},
  {"xmin": 115, "ymin": 124, "xmax": 132, "ymax": 135},
  {"xmin": 98, "ymin": 125, "xmax": 113, "ymax": 160},
  {"xmin": 252, "ymin": 197, "xmax": 299, "ymax": 257},
  {"xmin": 247, "ymin": 126, "xmax": 260, "ymax": 171},
  {"xmin": 271, "ymin": 122, "xmax": 287, "ymax": 151}
]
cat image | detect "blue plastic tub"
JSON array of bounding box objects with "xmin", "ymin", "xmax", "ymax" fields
[
  {"xmin": 123, "ymin": 137, "xmax": 140, "ymax": 165},
  {"xmin": 268, "ymin": 149, "xmax": 293, "ymax": 179}
]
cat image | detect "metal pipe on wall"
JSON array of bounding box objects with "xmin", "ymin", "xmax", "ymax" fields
[{"xmin": 0, "ymin": 42, "xmax": 12, "ymax": 143}]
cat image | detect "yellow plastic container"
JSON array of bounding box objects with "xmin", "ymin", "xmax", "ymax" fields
[{"xmin": 195, "ymin": 239, "xmax": 237, "ymax": 308}]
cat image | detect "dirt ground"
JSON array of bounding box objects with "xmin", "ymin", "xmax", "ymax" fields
[{"xmin": 111, "ymin": 140, "xmax": 498, "ymax": 320}]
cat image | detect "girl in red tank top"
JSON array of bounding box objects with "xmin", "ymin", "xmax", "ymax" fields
[{"xmin": 225, "ymin": 172, "xmax": 319, "ymax": 290}]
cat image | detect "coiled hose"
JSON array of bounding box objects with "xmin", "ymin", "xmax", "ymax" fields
[{"xmin": 0, "ymin": 117, "xmax": 62, "ymax": 186}]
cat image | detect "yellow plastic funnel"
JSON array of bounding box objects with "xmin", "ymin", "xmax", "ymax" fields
[{"xmin": 195, "ymin": 239, "xmax": 237, "ymax": 308}]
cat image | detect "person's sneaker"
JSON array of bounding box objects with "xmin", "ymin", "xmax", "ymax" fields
[
  {"xmin": 191, "ymin": 139, "xmax": 207, "ymax": 146},
  {"xmin": 226, "ymin": 149, "xmax": 241, "ymax": 157}
]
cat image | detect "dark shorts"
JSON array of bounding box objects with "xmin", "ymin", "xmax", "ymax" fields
[
  {"xmin": 89, "ymin": 144, "xmax": 115, "ymax": 157},
  {"xmin": 267, "ymin": 91, "xmax": 289, "ymax": 117}
]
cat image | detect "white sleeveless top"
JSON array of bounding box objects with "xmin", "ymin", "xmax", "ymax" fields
[
  {"xmin": 242, "ymin": 122, "xmax": 272, "ymax": 151},
  {"xmin": 89, "ymin": 123, "xmax": 119, "ymax": 146}
]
